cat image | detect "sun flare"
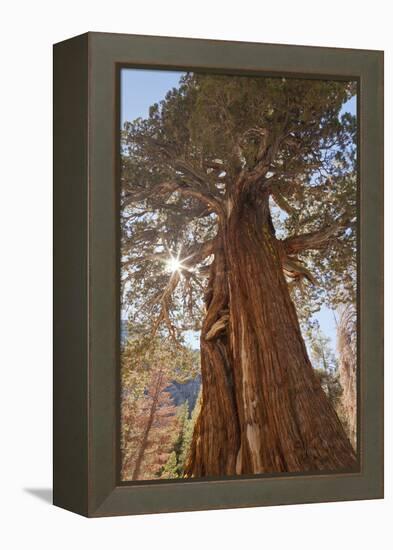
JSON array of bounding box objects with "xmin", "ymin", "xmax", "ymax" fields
[{"xmin": 166, "ymin": 256, "xmax": 183, "ymax": 273}]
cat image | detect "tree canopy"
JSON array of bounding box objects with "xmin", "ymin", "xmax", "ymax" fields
[{"xmin": 121, "ymin": 72, "xmax": 356, "ymax": 340}]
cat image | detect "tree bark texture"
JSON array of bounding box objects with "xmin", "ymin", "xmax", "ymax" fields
[
  {"xmin": 337, "ymin": 305, "xmax": 357, "ymax": 449},
  {"xmin": 186, "ymin": 186, "xmax": 357, "ymax": 476}
]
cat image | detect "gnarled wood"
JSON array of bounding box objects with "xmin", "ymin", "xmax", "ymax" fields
[
  {"xmin": 186, "ymin": 185, "xmax": 357, "ymax": 476},
  {"xmin": 185, "ymin": 242, "xmax": 240, "ymax": 476}
]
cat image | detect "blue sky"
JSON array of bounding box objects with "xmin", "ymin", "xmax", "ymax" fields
[
  {"xmin": 121, "ymin": 69, "xmax": 182, "ymax": 124},
  {"xmin": 121, "ymin": 68, "xmax": 356, "ymax": 353}
]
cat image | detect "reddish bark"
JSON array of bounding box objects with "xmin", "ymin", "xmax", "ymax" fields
[
  {"xmin": 131, "ymin": 371, "xmax": 164, "ymax": 480},
  {"xmin": 186, "ymin": 186, "xmax": 357, "ymax": 476}
]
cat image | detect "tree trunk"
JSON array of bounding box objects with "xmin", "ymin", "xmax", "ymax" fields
[
  {"xmin": 186, "ymin": 187, "xmax": 357, "ymax": 476},
  {"xmin": 185, "ymin": 244, "xmax": 240, "ymax": 476},
  {"xmin": 131, "ymin": 371, "xmax": 163, "ymax": 480},
  {"xmin": 337, "ymin": 304, "xmax": 357, "ymax": 449}
]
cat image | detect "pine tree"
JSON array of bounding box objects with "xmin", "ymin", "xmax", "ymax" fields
[
  {"xmin": 122, "ymin": 370, "xmax": 178, "ymax": 480},
  {"xmin": 161, "ymin": 451, "xmax": 179, "ymax": 479},
  {"xmin": 180, "ymin": 392, "xmax": 201, "ymax": 475},
  {"xmin": 121, "ymin": 335, "xmax": 197, "ymax": 480}
]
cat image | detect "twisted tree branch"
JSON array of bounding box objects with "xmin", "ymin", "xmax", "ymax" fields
[{"xmin": 283, "ymin": 214, "xmax": 353, "ymax": 254}]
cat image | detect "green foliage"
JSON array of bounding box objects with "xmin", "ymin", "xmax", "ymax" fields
[
  {"xmin": 120, "ymin": 73, "xmax": 357, "ymax": 474},
  {"xmin": 172, "ymin": 401, "xmax": 190, "ymax": 472},
  {"xmin": 179, "ymin": 391, "xmax": 201, "ymax": 470},
  {"xmin": 160, "ymin": 401, "xmax": 190, "ymax": 478},
  {"xmin": 121, "ymin": 333, "xmax": 198, "ymax": 389},
  {"xmin": 160, "ymin": 451, "xmax": 179, "ymax": 479},
  {"xmin": 121, "ymin": 72, "xmax": 357, "ymax": 334},
  {"xmin": 121, "ymin": 334, "xmax": 198, "ymax": 480},
  {"xmin": 304, "ymin": 323, "xmax": 338, "ymax": 374},
  {"xmin": 159, "ymin": 391, "xmax": 202, "ymax": 478},
  {"xmin": 305, "ymin": 324, "xmax": 343, "ymax": 412},
  {"xmin": 314, "ymin": 368, "xmax": 343, "ymax": 411}
]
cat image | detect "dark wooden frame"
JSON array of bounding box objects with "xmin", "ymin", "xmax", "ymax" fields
[{"xmin": 53, "ymin": 32, "xmax": 383, "ymax": 517}]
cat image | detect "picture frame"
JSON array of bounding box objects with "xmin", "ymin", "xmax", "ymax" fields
[{"xmin": 53, "ymin": 32, "xmax": 383, "ymax": 517}]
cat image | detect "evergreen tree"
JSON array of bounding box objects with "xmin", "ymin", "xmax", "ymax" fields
[
  {"xmin": 160, "ymin": 451, "xmax": 179, "ymax": 479},
  {"xmin": 121, "ymin": 335, "xmax": 197, "ymax": 480},
  {"xmin": 121, "ymin": 73, "xmax": 357, "ymax": 475},
  {"xmin": 180, "ymin": 391, "xmax": 201, "ymax": 475}
]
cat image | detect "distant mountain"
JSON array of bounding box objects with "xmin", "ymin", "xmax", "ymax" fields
[
  {"xmin": 167, "ymin": 376, "xmax": 201, "ymax": 413},
  {"xmin": 120, "ymin": 319, "xmax": 201, "ymax": 413}
]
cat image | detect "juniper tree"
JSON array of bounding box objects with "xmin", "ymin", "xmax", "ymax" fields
[{"xmin": 121, "ymin": 73, "xmax": 357, "ymax": 475}]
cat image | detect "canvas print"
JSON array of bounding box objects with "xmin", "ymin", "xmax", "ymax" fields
[{"xmin": 119, "ymin": 69, "xmax": 358, "ymax": 481}]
